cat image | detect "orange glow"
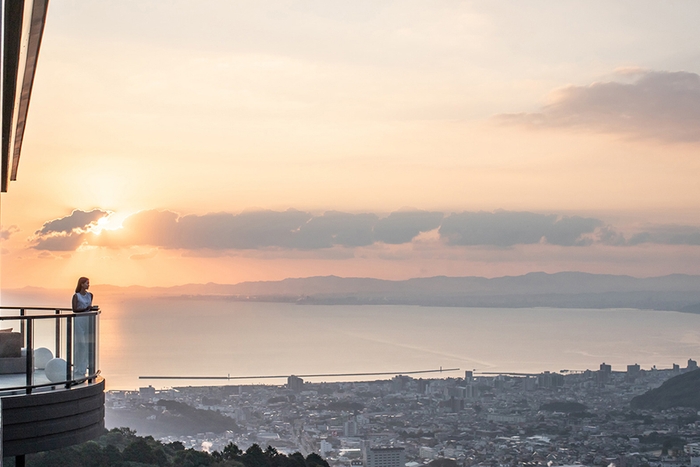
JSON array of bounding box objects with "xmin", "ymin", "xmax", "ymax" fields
[{"xmin": 1, "ymin": 2, "xmax": 700, "ymax": 289}]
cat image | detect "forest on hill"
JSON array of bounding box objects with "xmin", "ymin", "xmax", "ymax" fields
[{"xmin": 10, "ymin": 427, "xmax": 330, "ymax": 467}]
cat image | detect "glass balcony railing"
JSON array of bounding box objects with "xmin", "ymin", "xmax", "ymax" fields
[{"xmin": 0, "ymin": 306, "xmax": 100, "ymax": 395}]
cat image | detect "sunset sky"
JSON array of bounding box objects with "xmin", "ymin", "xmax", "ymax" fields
[{"xmin": 1, "ymin": 0, "xmax": 700, "ymax": 289}]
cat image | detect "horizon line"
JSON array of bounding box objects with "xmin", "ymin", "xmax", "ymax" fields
[{"xmin": 6, "ymin": 270, "xmax": 699, "ymax": 291}]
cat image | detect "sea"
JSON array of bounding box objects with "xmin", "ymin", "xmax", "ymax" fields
[{"xmin": 88, "ymin": 298, "xmax": 700, "ymax": 390}]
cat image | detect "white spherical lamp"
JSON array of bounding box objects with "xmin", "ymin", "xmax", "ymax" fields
[
  {"xmin": 45, "ymin": 358, "xmax": 67, "ymax": 383},
  {"xmin": 34, "ymin": 347, "xmax": 54, "ymax": 370}
]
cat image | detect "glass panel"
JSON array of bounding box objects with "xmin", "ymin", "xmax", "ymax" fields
[
  {"xmin": 93, "ymin": 313, "xmax": 100, "ymax": 378},
  {"xmin": 0, "ymin": 308, "xmax": 100, "ymax": 391},
  {"xmin": 0, "ymin": 311, "xmax": 28, "ymax": 392},
  {"xmin": 32, "ymin": 314, "xmax": 58, "ymax": 387}
]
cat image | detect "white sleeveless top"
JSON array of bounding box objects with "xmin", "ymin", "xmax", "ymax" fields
[{"xmin": 74, "ymin": 292, "xmax": 93, "ymax": 312}]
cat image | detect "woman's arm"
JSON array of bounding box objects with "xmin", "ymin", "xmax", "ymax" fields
[{"xmin": 72, "ymin": 294, "xmax": 80, "ymax": 312}]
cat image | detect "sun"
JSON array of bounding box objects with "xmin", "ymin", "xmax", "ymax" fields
[{"xmin": 89, "ymin": 212, "xmax": 130, "ymax": 235}]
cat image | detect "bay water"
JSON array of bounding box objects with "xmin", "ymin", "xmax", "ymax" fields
[{"xmin": 94, "ymin": 299, "xmax": 700, "ymax": 390}]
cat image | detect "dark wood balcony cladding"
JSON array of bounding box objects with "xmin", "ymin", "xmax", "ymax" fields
[{"xmin": 1, "ymin": 378, "xmax": 105, "ymax": 457}]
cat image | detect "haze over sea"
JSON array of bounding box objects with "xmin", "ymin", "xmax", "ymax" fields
[{"xmin": 97, "ymin": 298, "xmax": 700, "ymax": 390}]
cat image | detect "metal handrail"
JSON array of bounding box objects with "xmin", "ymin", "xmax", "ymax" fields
[
  {"xmin": 0, "ymin": 310, "xmax": 100, "ymax": 320},
  {"xmin": 0, "ymin": 307, "xmax": 101, "ymax": 394},
  {"xmin": 0, "ymin": 371, "xmax": 102, "ymax": 395}
]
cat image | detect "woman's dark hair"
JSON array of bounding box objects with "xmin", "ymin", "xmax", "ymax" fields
[{"xmin": 75, "ymin": 277, "xmax": 90, "ymax": 293}]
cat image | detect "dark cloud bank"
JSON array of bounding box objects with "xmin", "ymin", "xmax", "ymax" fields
[
  {"xmin": 498, "ymin": 70, "xmax": 700, "ymax": 143},
  {"xmin": 31, "ymin": 209, "xmax": 700, "ymax": 252},
  {"xmin": 439, "ymin": 211, "xmax": 601, "ymax": 247},
  {"xmin": 87, "ymin": 210, "xmax": 444, "ymax": 251}
]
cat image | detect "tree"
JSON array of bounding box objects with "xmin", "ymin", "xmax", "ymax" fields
[
  {"xmin": 288, "ymin": 452, "xmax": 307, "ymax": 467},
  {"xmin": 223, "ymin": 443, "xmax": 243, "ymax": 461},
  {"xmin": 242, "ymin": 444, "xmax": 268, "ymax": 467},
  {"xmin": 103, "ymin": 444, "xmax": 122, "ymax": 466},
  {"xmin": 305, "ymin": 453, "xmax": 330, "ymax": 467},
  {"xmin": 23, "ymin": 427, "xmax": 330, "ymax": 467},
  {"xmin": 77, "ymin": 441, "xmax": 109, "ymax": 467},
  {"xmin": 173, "ymin": 448, "xmax": 215, "ymax": 467},
  {"xmin": 123, "ymin": 438, "xmax": 161, "ymax": 466},
  {"xmin": 170, "ymin": 441, "xmax": 187, "ymax": 452}
]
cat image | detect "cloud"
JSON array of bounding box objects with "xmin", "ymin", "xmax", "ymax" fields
[
  {"xmin": 36, "ymin": 251, "xmax": 71, "ymax": 260},
  {"xmin": 35, "ymin": 209, "xmax": 109, "ymax": 235},
  {"xmin": 546, "ymin": 216, "xmax": 603, "ymax": 246},
  {"xmin": 1, "ymin": 225, "xmax": 19, "ymax": 240},
  {"xmin": 33, "ymin": 234, "xmax": 88, "ymax": 251},
  {"xmin": 32, "ymin": 207, "xmax": 700, "ymax": 252},
  {"xmin": 92, "ymin": 209, "xmax": 312, "ymax": 249},
  {"xmin": 628, "ymin": 225, "xmax": 700, "ymax": 246},
  {"xmin": 32, "ymin": 209, "xmax": 110, "ymax": 251},
  {"xmin": 439, "ymin": 211, "xmax": 602, "ymax": 247},
  {"xmin": 596, "ymin": 226, "xmax": 627, "ymax": 246},
  {"xmin": 179, "ymin": 210, "xmax": 314, "ymax": 249},
  {"xmin": 290, "ymin": 211, "xmax": 377, "ymax": 249},
  {"xmin": 87, "ymin": 209, "xmax": 445, "ymax": 251},
  {"xmin": 497, "ymin": 71, "xmax": 700, "ymax": 143},
  {"xmin": 374, "ymin": 211, "xmax": 444, "ymax": 244}
]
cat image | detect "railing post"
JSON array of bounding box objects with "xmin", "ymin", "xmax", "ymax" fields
[
  {"xmin": 65, "ymin": 316, "xmax": 73, "ymax": 389},
  {"xmin": 88, "ymin": 313, "xmax": 95, "ymax": 383},
  {"xmin": 25, "ymin": 318, "xmax": 33, "ymax": 394},
  {"xmin": 55, "ymin": 309, "xmax": 61, "ymax": 358},
  {"xmin": 1, "ymin": 397, "xmax": 3, "ymax": 464},
  {"xmin": 19, "ymin": 308, "xmax": 25, "ymax": 342}
]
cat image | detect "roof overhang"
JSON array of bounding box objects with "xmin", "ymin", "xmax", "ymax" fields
[{"xmin": 1, "ymin": 0, "xmax": 49, "ymax": 192}]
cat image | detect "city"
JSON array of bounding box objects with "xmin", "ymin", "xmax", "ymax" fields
[
  {"xmin": 107, "ymin": 360, "xmax": 700, "ymax": 467},
  {"xmin": 2, "ymin": 1, "xmax": 700, "ymax": 466}
]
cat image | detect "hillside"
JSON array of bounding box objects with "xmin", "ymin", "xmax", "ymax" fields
[
  {"xmin": 106, "ymin": 399, "xmax": 239, "ymax": 437},
  {"xmin": 630, "ymin": 369, "xmax": 700, "ymax": 410}
]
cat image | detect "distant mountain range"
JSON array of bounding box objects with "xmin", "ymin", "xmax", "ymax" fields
[{"xmin": 4, "ymin": 272, "xmax": 700, "ymax": 312}]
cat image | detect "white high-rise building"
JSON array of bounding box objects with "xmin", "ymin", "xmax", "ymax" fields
[
  {"xmin": 320, "ymin": 440, "xmax": 333, "ymax": 457},
  {"xmin": 363, "ymin": 447, "xmax": 405, "ymax": 467}
]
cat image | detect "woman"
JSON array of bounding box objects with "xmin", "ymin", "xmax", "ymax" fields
[{"xmin": 72, "ymin": 277, "xmax": 95, "ymax": 378}]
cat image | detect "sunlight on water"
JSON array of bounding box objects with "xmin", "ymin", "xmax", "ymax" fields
[{"xmin": 98, "ymin": 299, "xmax": 700, "ymax": 390}]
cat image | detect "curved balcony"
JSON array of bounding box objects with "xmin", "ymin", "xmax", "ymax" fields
[{"xmin": 0, "ymin": 307, "xmax": 105, "ymax": 459}]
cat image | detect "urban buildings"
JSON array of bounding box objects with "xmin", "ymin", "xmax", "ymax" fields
[{"xmin": 107, "ymin": 360, "xmax": 700, "ymax": 467}]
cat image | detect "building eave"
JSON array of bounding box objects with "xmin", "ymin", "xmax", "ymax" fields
[{"xmin": 2, "ymin": 0, "xmax": 49, "ymax": 192}]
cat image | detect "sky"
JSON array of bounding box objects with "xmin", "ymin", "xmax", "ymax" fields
[{"xmin": 1, "ymin": 0, "xmax": 700, "ymax": 289}]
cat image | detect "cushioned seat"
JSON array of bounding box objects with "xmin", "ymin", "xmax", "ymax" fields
[{"xmin": 0, "ymin": 332, "xmax": 27, "ymax": 374}]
